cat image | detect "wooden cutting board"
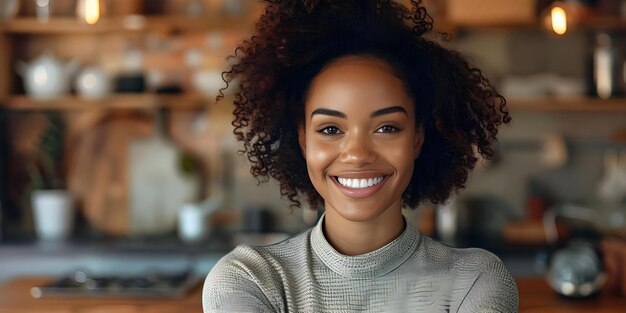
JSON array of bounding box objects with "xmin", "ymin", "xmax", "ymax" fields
[{"xmin": 67, "ymin": 111, "xmax": 152, "ymax": 236}]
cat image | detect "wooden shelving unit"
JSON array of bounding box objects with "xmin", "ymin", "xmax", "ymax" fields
[
  {"xmin": 0, "ymin": 94, "xmax": 219, "ymax": 111},
  {"xmin": 0, "ymin": 15, "xmax": 256, "ymax": 34}
]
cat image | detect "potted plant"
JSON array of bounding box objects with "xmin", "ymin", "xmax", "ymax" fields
[{"xmin": 27, "ymin": 112, "xmax": 74, "ymax": 241}]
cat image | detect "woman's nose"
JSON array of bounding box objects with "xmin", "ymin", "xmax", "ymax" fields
[{"xmin": 339, "ymin": 130, "xmax": 377, "ymax": 166}]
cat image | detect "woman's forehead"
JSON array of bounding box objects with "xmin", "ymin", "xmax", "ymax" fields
[{"xmin": 305, "ymin": 55, "xmax": 414, "ymax": 115}]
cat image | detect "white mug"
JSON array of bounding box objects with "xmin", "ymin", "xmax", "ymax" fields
[
  {"xmin": 178, "ymin": 203, "xmax": 209, "ymax": 244},
  {"xmin": 35, "ymin": 0, "xmax": 51, "ymax": 23}
]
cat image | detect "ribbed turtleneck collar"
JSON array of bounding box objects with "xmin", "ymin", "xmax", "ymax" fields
[{"xmin": 310, "ymin": 213, "xmax": 420, "ymax": 278}]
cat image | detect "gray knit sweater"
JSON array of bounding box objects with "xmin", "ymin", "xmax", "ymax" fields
[{"xmin": 203, "ymin": 215, "xmax": 519, "ymax": 312}]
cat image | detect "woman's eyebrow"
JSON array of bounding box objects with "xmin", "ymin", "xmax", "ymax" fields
[
  {"xmin": 310, "ymin": 105, "xmax": 407, "ymax": 120},
  {"xmin": 370, "ymin": 106, "xmax": 407, "ymax": 117},
  {"xmin": 311, "ymin": 108, "xmax": 347, "ymax": 120}
]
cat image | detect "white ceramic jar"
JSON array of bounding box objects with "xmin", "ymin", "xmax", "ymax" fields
[{"xmin": 75, "ymin": 66, "xmax": 111, "ymax": 100}]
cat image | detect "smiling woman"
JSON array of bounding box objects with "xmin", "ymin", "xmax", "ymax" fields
[
  {"xmin": 300, "ymin": 56, "xmax": 422, "ymax": 255},
  {"xmin": 203, "ymin": 0, "xmax": 518, "ymax": 312}
]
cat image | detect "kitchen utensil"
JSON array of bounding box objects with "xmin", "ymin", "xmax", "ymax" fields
[
  {"xmin": 16, "ymin": 51, "xmax": 79, "ymax": 100},
  {"xmin": 547, "ymin": 242, "xmax": 606, "ymax": 298},
  {"xmin": 82, "ymin": 118, "xmax": 132, "ymax": 235},
  {"xmin": 544, "ymin": 204, "xmax": 607, "ymax": 298}
]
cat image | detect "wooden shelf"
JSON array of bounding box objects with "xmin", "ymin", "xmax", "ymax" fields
[
  {"xmin": 507, "ymin": 97, "xmax": 626, "ymax": 112},
  {"xmin": 0, "ymin": 94, "xmax": 218, "ymax": 110},
  {"xmin": 0, "ymin": 15, "xmax": 256, "ymax": 34},
  {"xmin": 439, "ymin": 16, "xmax": 626, "ymax": 33}
]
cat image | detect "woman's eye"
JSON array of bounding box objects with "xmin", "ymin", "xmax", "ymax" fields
[
  {"xmin": 376, "ymin": 125, "xmax": 399, "ymax": 133},
  {"xmin": 318, "ymin": 126, "xmax": 341, "ymax": 135}
]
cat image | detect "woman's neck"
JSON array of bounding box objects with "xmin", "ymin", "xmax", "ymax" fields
[{"xmin": 322, "ymin": 202, "xmax": 405, "ymax": 256}]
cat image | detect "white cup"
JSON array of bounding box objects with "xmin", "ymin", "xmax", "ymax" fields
[
  {"xmin": 178, "ymin": 203, "xmax": 209, "ymax": 244},
  {"xmin": 31, "ymin": 190, "xmax": 74, "ymax": 241},
  {"xmin": 35, "ymin": 0, "xmax": 51, "ymax": 23}
]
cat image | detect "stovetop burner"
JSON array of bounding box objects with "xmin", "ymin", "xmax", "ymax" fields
[{"xmin": 31, "ymin": 270, "xmax": 200, "ymax": 298}]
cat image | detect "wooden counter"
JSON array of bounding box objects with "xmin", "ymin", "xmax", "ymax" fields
[
  {"xmin": 0, "ymin": 277, "xmax": 202, "ymax": 313},
  {"xmin": 517, "ymin": 277, "xmax": 625, "ymax": 313},
  {"xmin": 1, "ymin": 277, "xmax": 625, "ymax": 312}
]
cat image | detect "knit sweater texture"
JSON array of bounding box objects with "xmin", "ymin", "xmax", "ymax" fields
[{"xmin": 203, "ymin": 215, "xmax": 519, "ymax": 312}]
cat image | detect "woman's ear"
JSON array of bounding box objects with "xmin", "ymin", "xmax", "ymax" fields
[
  {"xmin": 298, "ymin": 124, "xmax": 307, "ymax": 157},
  {"xmin": 413, "ymin": 124, "xmax": 425, "ymax": 159}
]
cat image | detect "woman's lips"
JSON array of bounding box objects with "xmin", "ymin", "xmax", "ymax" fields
[{"xmin": 331, "ymin": 175, "xmax": 388, "ymax": 199}]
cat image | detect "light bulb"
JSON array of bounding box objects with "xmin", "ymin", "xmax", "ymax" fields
[
  {"xmin": 85, "ymin": 0, "xmax": 100, "ymax": 25},
  {"xmin": 77, "ymin": 0, "xmax": 100, "ymax": 25},
  {"xmin": 551, "ymin": 6, "xmax": 567, "ymax": 35}
]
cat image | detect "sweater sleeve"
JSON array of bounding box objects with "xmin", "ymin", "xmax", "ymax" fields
[
  {"xmin": 456, "ymin": 249, "xmax": 519, "ymax": 313},
  {"xmin": 202, "ymin": 246, "xmax": 282, "ymax": 313}
]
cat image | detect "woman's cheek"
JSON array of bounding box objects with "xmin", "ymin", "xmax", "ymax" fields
[{"xmin": 306, "ymin": 140, "xmax": 336, "ymax": 174}]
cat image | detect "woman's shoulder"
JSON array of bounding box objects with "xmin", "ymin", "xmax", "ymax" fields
[
  {"xmin": 418, "ymin": 236, "xmax": 519, "ymax": 312},
  {"xmin": 418, "ymin": 235, "xmax": 508, "ymax": 270},
  {"xmin": 202, "ymin": 229, "xmax": 313, "ymax": 312}
]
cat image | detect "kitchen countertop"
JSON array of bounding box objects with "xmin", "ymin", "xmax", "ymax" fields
[
  {"xmin": 0, "ymin": 277, "xmax": 202, "ymax": 313},
  {"xmin": 517, "ymin": 278, "xmax": 625, "ymax": 312},
  {"xmin": 1, "ymin": 277, "xmax": 624, "ymax": 312}
]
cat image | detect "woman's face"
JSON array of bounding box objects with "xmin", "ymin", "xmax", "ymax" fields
[{"xmin": 299, "ymin": 55, "xmax": 424, "ymax": 223}]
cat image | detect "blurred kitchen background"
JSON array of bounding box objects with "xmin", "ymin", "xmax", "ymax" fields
[{"xmin": 0, "ymin": 0, "xmax": 626, "ymax": 311}]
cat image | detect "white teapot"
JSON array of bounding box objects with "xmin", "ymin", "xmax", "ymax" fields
[{"xmin": 17, "ymin": 51, "xmax": 79, "ymax": 100}]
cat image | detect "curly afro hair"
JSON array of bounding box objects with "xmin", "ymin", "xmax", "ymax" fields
[{"xmin": 218, "ymin": 0, "xmax": 511, "ymax": 210}]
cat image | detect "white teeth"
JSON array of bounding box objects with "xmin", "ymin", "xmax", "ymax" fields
[
  {"xmin": 351, "ymin": 179, "xmax": 359, "ymax": 188},
  {"xmin": 336, "ymin": 176, "xmax": 385, "ymax": 189}
]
